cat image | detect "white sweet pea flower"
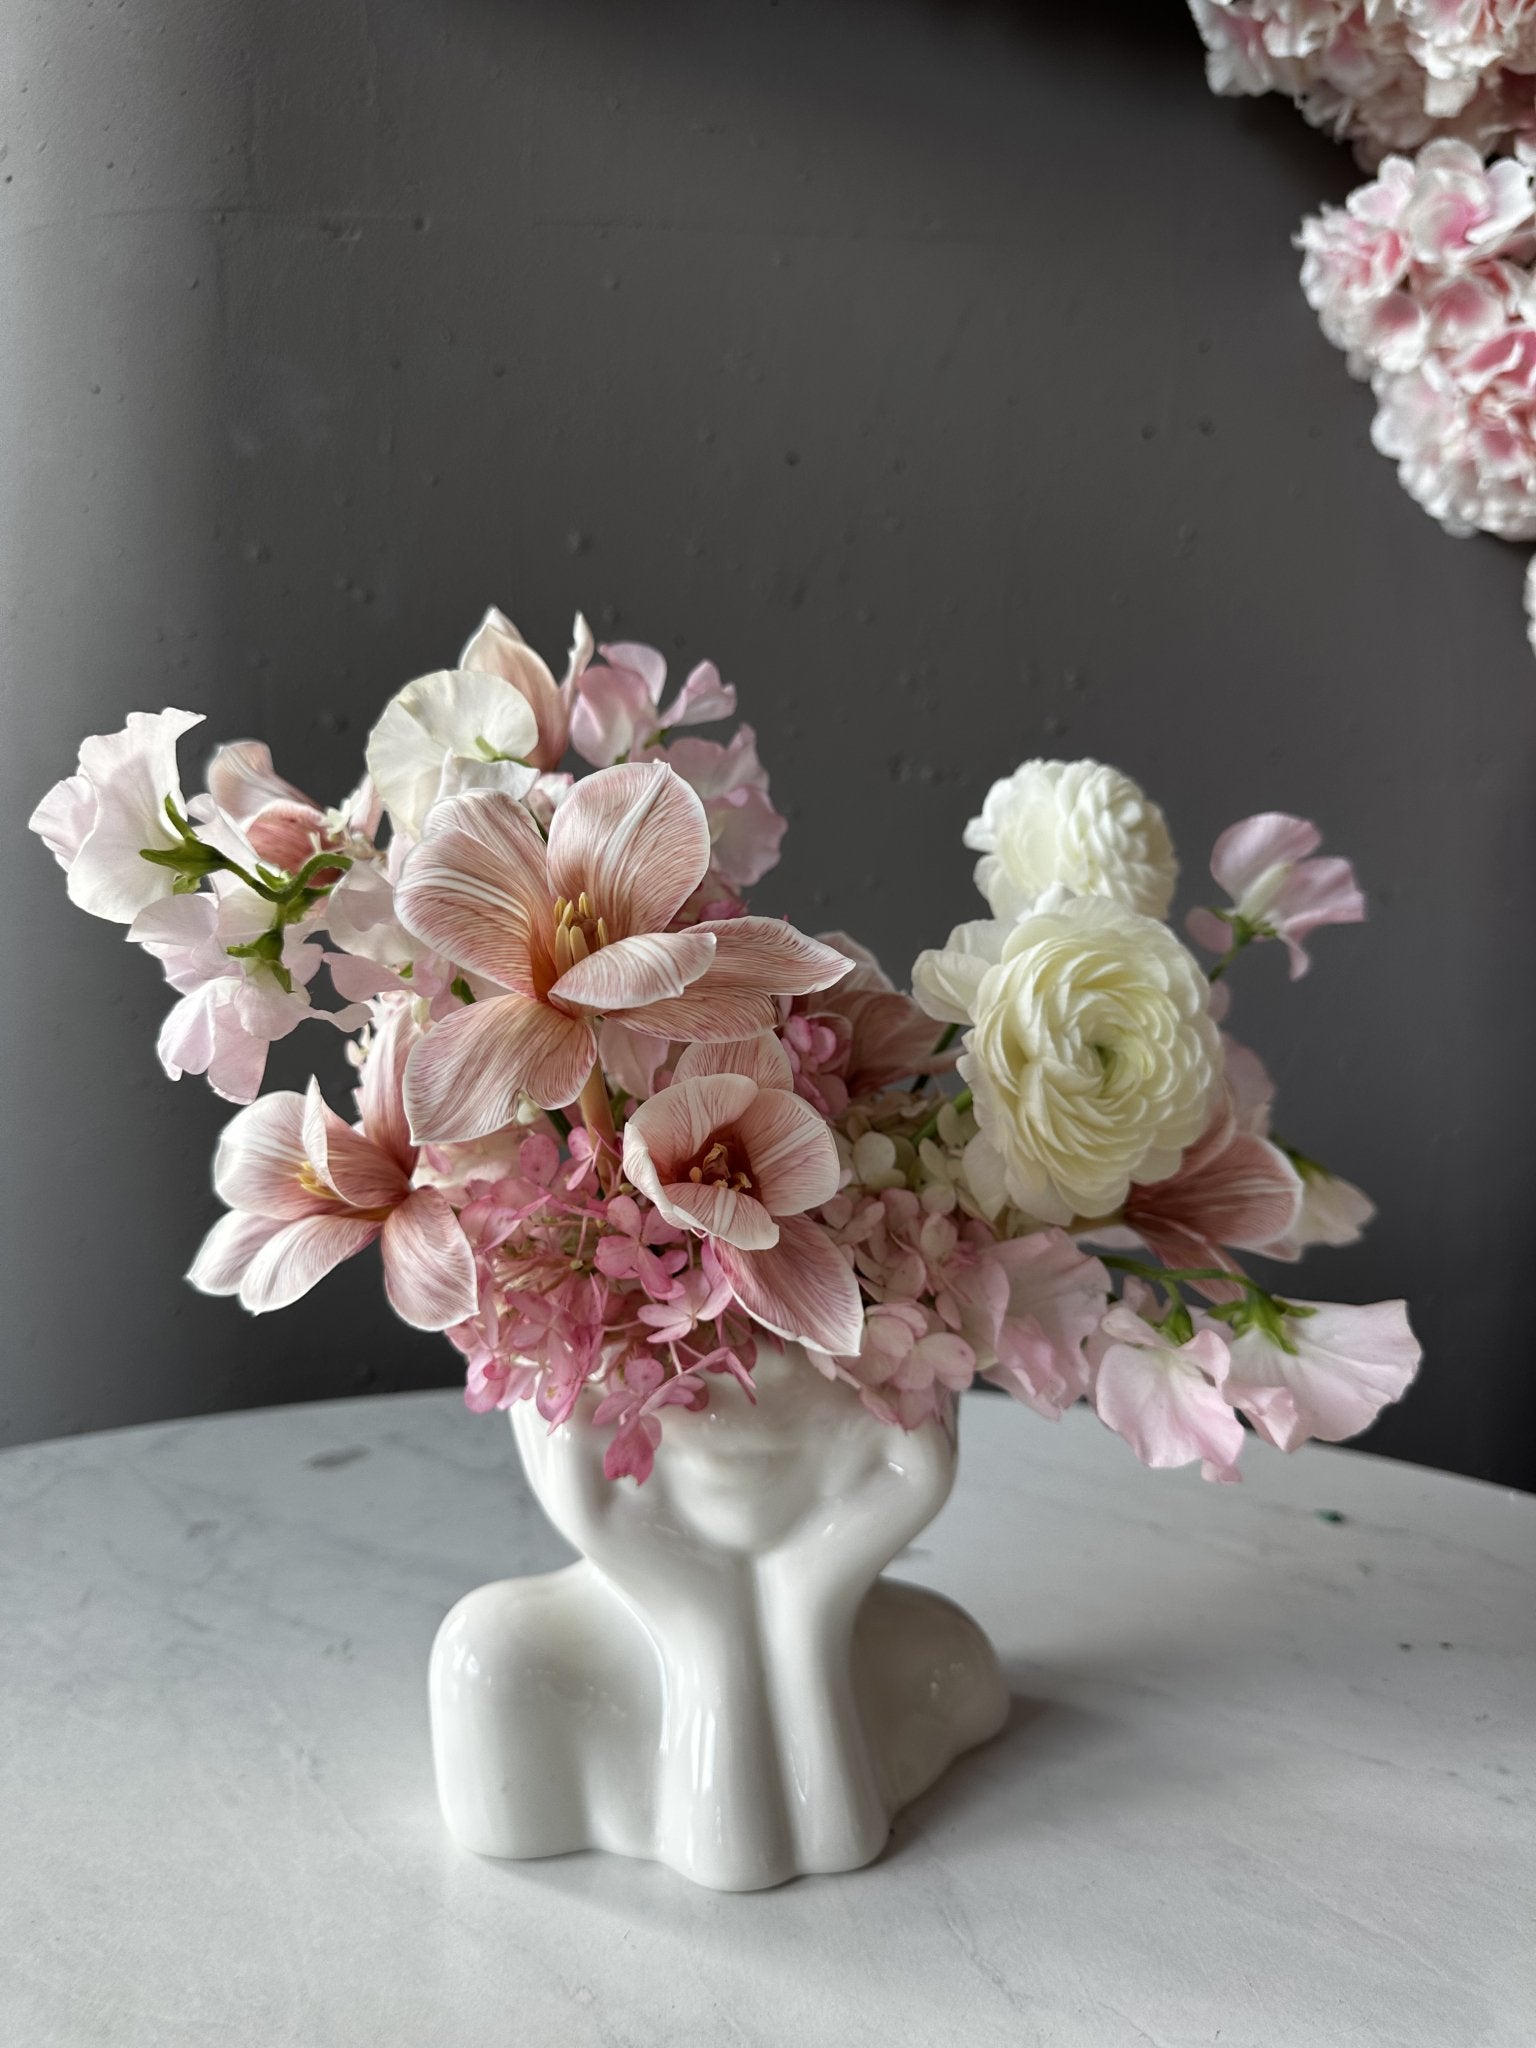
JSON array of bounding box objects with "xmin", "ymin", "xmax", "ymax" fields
[
  {"xmin": 28, "ymin": 708, "xmax": 205, "ymax": 924},
  {"xmin": 365, "ymin": 669, "xmax": 540, "ymax": 839},
  {"xmin": 915, "ymin": 891, "xmax": 1219, "ymax": 1228},
  {"xmin": 963, "ymin": 758, "xmax": 1177, "ymax": 921},
  {"xmin": 910, "ymin": 916, "xmax": 1010, "ymax": 1025}
]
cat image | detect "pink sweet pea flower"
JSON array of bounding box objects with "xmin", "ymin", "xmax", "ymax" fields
[
  {"xmin": 570, "ymin": 640, "xmax": 736, "ymax": 768},
  {"xmin": 1220, "ymin": 1297, "xmax": 1420, "ymax": 1451},
  {"xmin": 641, "ymin": 726, "xmax": 786, "ymax": 889},
  {"xmin": 394, "ymin": 764, "xmax": 848, "ymax": 1139},
  {"xmin": 1187, "ymin": 814, "xmax": 1366, "ymax": 978},
  {"xmin": 131, "ymin": 885, "xmax": 366, "ymax": 1105},
  {"xmin": 458, "ymin": 605, "xmax": 593, "ymax": 773},
  {"xmin": 29, "ymin": 708, "xmax": 204, "ymax": 924},
  {"xmin": 202, "ymin": 740, "xmax": 380, "ymax": 878},
  {"xmin": 1261, "ymin": 1156, "xmax": 1376, "ymax": 1261},
  {"xmin": 1088, "ymin": 1279, "xmax": 1244, "ymax": 1482},
  {"xmin": 187, "ymin": 1003, "xmax": 477, "ymax": 1327},
  {"xmin": 622, "ymin": 1033, "xmax": 864, "ymax": 1356},
  {"xmin": 982, "ymin": 1230, "xmax": 1111, "ymax": 1420}
]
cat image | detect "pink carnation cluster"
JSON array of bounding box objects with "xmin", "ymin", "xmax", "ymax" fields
[
  {"xmin": 32, "ymin": 606, "xmax": 1421, "ymax": 1486},
  {"xmin": 1297, "ymin": 138, "xmax": 1536, "ymax": 536},
  {"xmin": 1189, "ymin": 1, "xmax": 1536, "ymax": 165}
]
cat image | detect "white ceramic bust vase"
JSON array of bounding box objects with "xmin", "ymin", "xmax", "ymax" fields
[{"xmin": 429, "ymin": 1344, "xmax": 1009, "ymax": 1891}]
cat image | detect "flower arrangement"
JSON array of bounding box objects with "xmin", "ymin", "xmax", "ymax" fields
[
  {"xmin": 1188, "ymin": 1, "xmax": 1536, "ymax": 166},
  {"xmin": 31, "ymin": 608, "xmax": 1420, "ymax": 1484}
]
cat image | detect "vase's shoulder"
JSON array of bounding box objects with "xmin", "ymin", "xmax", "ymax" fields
[{"xmin": 855, "ymin": 1578, "xmax": 1010, "ymax": 1806}]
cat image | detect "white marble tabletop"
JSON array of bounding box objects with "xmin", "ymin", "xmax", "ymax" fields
[{"xmin": 1, "ymin": 1390, "xmax": 1531, "ymax": 2048}]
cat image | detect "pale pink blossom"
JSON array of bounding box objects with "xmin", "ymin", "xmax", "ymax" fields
[
  {"xmin": 394, "ymin": 765, "xmax": 848, "ymax": 1138},
  {"xmin": 1188, "ymin": 813, "xmax": 1366, "ymax": 977},
  {"xmin": 983, "ymin": 1231, "xmax": 1112, "ymax": 1420},
  {"xmin": 785, "ymin": 933, "xmax": 955, "ymax": 1117},
  {"xmin": 1088, "ymin": 1279, "xmax": 1245, "ymax": 1482},
  {"xmin": 1122, "ymin": 1104, "xmax": 1303, "ymax": 1282},
  {"xmin": 458, "ymin": 606, "xmax": 593, "ymax": 773},
  {"xmin": 187, "ymin": 1003, "xmax": 477, "ymax": 1326},
  {"xmin": 1220, "ymin": 1296, "xmax": 1421, "ymax": 1447},
  {"xmin": 569, "ymin": 640, "xmax": 737, "ymax": 769},
  {"xmin": 640, "ymin": 726, "xmax": 786, "ymax": 889},
  {"xmin": 131, "ymin": 885, "xmax": 365, "ymax": 1104},
  {"xmin": 1190, "ymin": 1, "xmax": 1536, "ymax": 163},
  {"xmin": 1371, "ymin": 324, "xmax": 1536, "ymax": 537},
  {"xmin": 834, "ymin": 1300, "xmax": 974, "ymax": 1430},
  {"xmin": 1262, "ymin": 1155, "xmax": 1377, "ymax": 1259},
  {"xmin": 29, "ymin": 708, "xmax": 204, "ymax": 924},
  {"xmin": 622, "ymin": 1035, "xmax": 862, "ymax": 1355},
  {"xmin": 202, "ymin": 740, "xmax": 380, "ymax": 878}
]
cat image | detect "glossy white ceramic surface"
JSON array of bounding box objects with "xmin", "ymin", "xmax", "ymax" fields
[{"xmin": 429, "ymin": 1346, "xmax": 1009, "ymax": 1890}]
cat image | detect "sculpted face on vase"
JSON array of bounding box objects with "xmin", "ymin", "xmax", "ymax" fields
[{"xmin": 513, "ymin": 1344, "xmax": 957, "ymax": 1563}]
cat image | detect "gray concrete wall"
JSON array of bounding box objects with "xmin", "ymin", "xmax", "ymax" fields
[{"xmin": 4, "ymin": 1, "xmax": 1531, "ymax": 1487}]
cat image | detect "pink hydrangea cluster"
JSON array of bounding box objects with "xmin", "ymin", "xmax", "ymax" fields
[
  {"xmin": 1189, "ymin": 1, "xmax": 1536, "ymax": 166},
  {"xmin": 31, "ymin": 606, "xmax": 1420, "ymax": 1485},
  {"xmin": 1296, "ymin": 138, "xmax": 1536, "ymax": 536}
]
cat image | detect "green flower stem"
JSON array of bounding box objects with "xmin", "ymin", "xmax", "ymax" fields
[{"xmin": 911, "ymin": 1085, "xmax": 972, "ymax": 1150}]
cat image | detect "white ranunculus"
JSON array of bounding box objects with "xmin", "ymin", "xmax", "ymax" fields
[
  {"xmin": 963, "ymin": 758, "xmax": 1178, "ymax": 922},
  {"xmin": 910, "ymin": 916, "xmax": 1010, "ymax": 1026},
  {"xmin": 956, "ymin": 894, "xmax": 1219, "ymax": 1227},
  {"xmin": 365, "ymin": 668, "xmax": 539, "ymax": 839}
]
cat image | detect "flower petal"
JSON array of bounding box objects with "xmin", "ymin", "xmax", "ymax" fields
[
  {"xmin": 205, "ymin": 740, "xmax": 314, "ymax": 828},
  {"xmin": 548, "ymin": 928, "xmax": 716, "ymax": 1013},
  {"xmin": 622, "ymin": 1073, "xmax": 759, "ymax": 1192},
  {"xmin": 394, "ymin": 791, "xmax": 550, "ymax": 992},
  {"xmin": 546, "ymin": 760, "xmax": 710, "ymax": 935},
  {"xmin": 185, "ymin": 1211, "xmax": 286, "ymax": 1295},
  {"xmin": 673, "ymin": 1032, "xmax": 795, "ymax": 1090},
  {"xmin": 210, "ymin": 1091, "xmax": 322, "ymax": 1219},
  {"xmin": 715, "ymin": 1215, "xmax": 865, "ymax": 1356},
  {"xmin": 359, "ymin": 1000, "xmax": 419, "ymax": 1171},
  {"xmin": 657, "ymin": 1178, "xmax": 779, "ymax": 1251},
  {"xmin": 238, "ymin": 1214, "xmax": 382, "ymax": 1313},
  {"xmin": 380, "ymin": 1186, "xmax": 479, "ymax": 1329},
  {"xmin": 301, "ymin": 1078, "xmax": 408, "ymax": 1211},
  {"xmin": 617, "ymin": 984, "xmax": 779, "ymax": 1043},
  {"xmin": 734, "ymin": 1087, "xmax": 841, "ymax": 1215},
  {"xmin": 697, "ymin": 917, "xmax": 851, "ymax": 996},
  {"xmin": 1209, "ymin": 813, "xmax": 1321, "ymax": 901},
  {"xmin": 403, "ymin": 993, "xmax": 595, "ymax": 1141}
]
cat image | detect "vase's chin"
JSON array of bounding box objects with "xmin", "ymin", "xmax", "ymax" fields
[{"xmin": 510, "ymin": 1343, "xmax": 957, "ymax": 1558}]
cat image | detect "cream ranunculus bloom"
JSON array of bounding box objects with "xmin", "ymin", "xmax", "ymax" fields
[
  {"xmin": 944, "ymin": 892, "xmax": 1219, "ymax": 1228},
  {"xmin": 963, "ymin": 758, "xmax": 1178, "ymax": 921}
]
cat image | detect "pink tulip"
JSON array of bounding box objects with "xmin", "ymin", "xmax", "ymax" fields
[
  {"xmin": 394, "ymin": 764, "xmax": 848, "ymax": 1139},
  {"xmin": 1088, "ymin": 1279, "xmax": 1244, "ymax": 1482},
  {"xmin": 622, "ymin": 1034, "xmax": 863, "ymax": 1356},
  {"xmin": 187, "ymin": 1003, "xmax": 477, "ymax": 1327},
  {"xmin": 1187, "ymin": 813, "xmax": 1366, "ymax": 978},
  {"xmin": 1122, "ymin": 1104, "xmax": 1303, "ymax": 1284},
  {"xmin": 1221, "ymin": 1297, "xmax": 1420, "ymax": 1451}
]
